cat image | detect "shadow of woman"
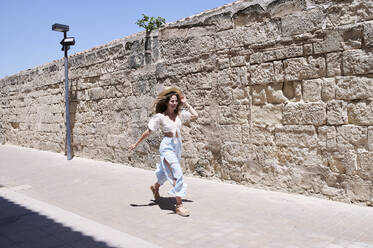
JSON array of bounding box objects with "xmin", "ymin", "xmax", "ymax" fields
[{"xmin": 130, "ymin": 197, "xmax": 193, "ymax": 213}]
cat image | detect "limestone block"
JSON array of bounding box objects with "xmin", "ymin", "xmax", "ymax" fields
[
  {"xmin": 273, "ymin": 61, "xmax": 284, "ymax": 83},
  {"xmin": 232, "ymin": 4, "xmax": 267, "ymax": 27},
  {"xmin": 266, "ymin": 83, "xmax": 287, "ymax": 104},
  {"xmin": 327, "ymin": 100, "xmax": 348, "ymax": 125},
  {"xmin": 216, "ymin": 22, "xmax": 280, "ymax": 49},
  {"xmin": 303, "ymin": 79, "xmax": 322, "ymax": 102},
  {"xmin": 284, "ymin": 56, "xmax": 326, "ymax": 82},
  {"xmin": 221, "ymin": 142, "xmax": 249, "ymax": 164},
  {"xmin": 327, "ymin": 150, "xmax": 358, "ymax": 175},
  {"xmin": 250, "ymin": 62, "xmax": 274, "ymax": 85},
  {"xmin": 230, "ymin": 56, "xmax": 246, "ymax": 67},
  {"xmin": 326, "ymin": 100, "xmax": 348, "ymax": 125},
  {"xmin": 251, "ymin": 123, "xmax": 274, "ymax": 146},
  {"xmin": 204, "ymin": 11, "xmax": 233, "ymax": 31},
  {"xmin": 218, "ymin": 125, "xmax": 241, "ymax": 143},
  {"xmin": 350, "ymin": 178, "xmax": 372, "ymax": 202},
  {"xmin": 231, "ymin": 67, "xmax": 248, "ymax": 87},
  {"xmin": 88, "ymin": 87, "xmax": 105, "ymax": 100},
  {"xmin": 274, "ymin": 125, "xmax": 318, "ymax": 148},
  {"xmin": 303, "ymin": 44, "xmax": 313, "ymax": 56},
  {"xmin": 218, "ymin": 104, "xmax": 249, "ymax": 125},
  {"xmin": 318, "ymin": 126, "xmax": 337, "ymax": 150},
  {"xmin": 267, "ymin": 0, "xmax": 306, "ymax": 17},
  {"xmin": 336, "ymin": 125, "xmax": 368, "ymax": 150},
  {"xmin": 252, "ymin": 104, "xmax": 283, "ymax": 126},
  {"xmin": 364, "ymin": 21, "xmax": 373, "ymax": 47},
  {"xmin": 262, "ymin": 50, "xmax": 276, "ymax": 62},
  {"xmin": 369, "ymin": 127, "xmax": 373, "ymax": 151},
  {"xmin": 336, "ymin": 76, "xmax": 373, "ymax": 100},
  {"xmin": 321, "ymin": 78, "xmax": 336, "ymax": 101},
  {"xmin": 327, "ymin": 0, "xmax": 373, "ymax": 26},
  {"xmin": 281, "ymin": 8, "xmax": 325, "ymax": 37},
  {"xmin": 326, "ymin": 52, "xmax": 342, "ymax": 77},
  {"xmin": 183, "ymin": 72, "xmax": 214, "ymax": 90},
  {"xmin": 242, "ymin": 124, "xmax": 250, "ymax": 144},
  {"xmin": 276, "ymin": 46, "xmax": 303, "ymax": 60},
  {"xmin": 217, "ymin": 56, "xmax": 230, "ymax": 70},
  {"xmin": 283, "ymin": 81, "xmax": 302, "ymax": 102},
  {"xmin": 252, "ymin": 85, "xmax": 267, "ymax": 105},
  {"xmin": 283, "ymin": 102, "xmax": 326, "ymax": 126},
  {"xmin": 357, "ymin": 150, "xmax": 373, "ymax": 179},
  {"xmin": 314, "ymin": 30, "xmax": 343, "ymax": 54},
  {"xmin": 232, "ymin": 87, "xmax": 247, "ymax": 103},
  {"xmin": 215, "ymin": 85, "xmax": 233, "ymax": 106},
  {"xmin": 189, "ymin": 89, "xmax": 212, "ymax": 107},
  {"xmin": 250, "ymin": 53, "xmax": 263, "ymax": 64},
  {"xmin": 347, "ymin": 102, "xmax": 373, "ymax": 126},
  {"xmin": 343, "ymin": 50, "xmax": 373, "ymax": 75}
]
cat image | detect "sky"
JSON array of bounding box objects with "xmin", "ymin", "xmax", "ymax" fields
[{"xmin": 0, "ymin": 0, "xmax": 235, "ymax": 79}]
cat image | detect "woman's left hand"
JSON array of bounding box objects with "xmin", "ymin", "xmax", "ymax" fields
[{"xmin": 180, "ymin": 96, "xmax": 187, "ymax": 104}]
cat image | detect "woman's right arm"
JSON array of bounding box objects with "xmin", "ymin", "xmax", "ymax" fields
[{"xmin": 128, "ymin": 129, "xmax": 152, "ymax": 151}]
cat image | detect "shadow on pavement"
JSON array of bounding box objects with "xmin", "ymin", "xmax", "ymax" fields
[
  {"xmin": 0, "ymin": 196, "xmax": 117, "ymax": 248},
  {"xmin": 130, "ymin": 197, "xmax": 193, "ymax": 212}
]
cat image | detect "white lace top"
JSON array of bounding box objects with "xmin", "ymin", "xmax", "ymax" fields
[{"xmin": 148, "ymin": 110, "xmax": 192, "ymax": 138}]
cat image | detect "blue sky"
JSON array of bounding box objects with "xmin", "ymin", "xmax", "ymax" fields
[{"xmin": 0, "ymin": 0, "xmax": 234, "ymax": 79}]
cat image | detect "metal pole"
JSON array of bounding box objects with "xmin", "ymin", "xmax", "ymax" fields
[{"xmin": 64, "ymin": 31, "xmax": 72, "ymax": 160}]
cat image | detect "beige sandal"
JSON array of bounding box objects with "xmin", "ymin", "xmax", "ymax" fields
[
  {"xmin": 150, "ymin": 185, "xmax": 160, "ymax": 201},
  {"xmin": 176, "ymin": 204, "xmax": 190, "ymax": 217}
]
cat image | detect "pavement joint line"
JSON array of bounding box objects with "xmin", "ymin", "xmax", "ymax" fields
[
  {"xmin": 0, "ymin": 187, "xmax": 162, "ymax": 248},
  {"xmin": 6, "ymin": 184, "xmax": 32, "ymax": 191}
]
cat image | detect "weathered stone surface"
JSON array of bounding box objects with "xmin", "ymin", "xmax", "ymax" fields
[
  {"xmin": 327, "ymin": 0, "xmax": 373, "ymax": 26},
  {"xmin": 267, "ymin": 0, "xmax": 307, "ymax": 18},
  {"xmin": 284, "ymin": 56, "xmax": 326, "ymax": 81},
  {"xmin": 218, "ymin": 125, "xmax": 241, "ymax": 143},
  {"xmin": 335, "ymin": 76, "xmax": 373, "ymax": 101},
  {"xmin": 251, "ymin": 123, "xmax": 274, "ymax": 146},
  {"xmin": 321, "ymin": 78, "xmax": 336, "ymax": 101},
  {"xmin": 266, "ymin": 83, "xmax": 287, "ymax": 104},
  {"xmin": 250, "ymin": 62, "xmax": 275, "ymax": 85},
  {"xmin": 221, "ymin": 142, "xmax": 250, "ymax": 165},
  {"xmin": 218, "ymin": 104, "xmax": 250, "ymax": 125},
  {"xmin": 327, "ymin": 100, "xmax": 348, "ymax": 125},
  {"xmin": 318, "ymin": 126, "xmax": 337, "ymax": 150},
  {"xmin": 274, "ymin": 125, "xmax": 318, "ymax": 148},
  {"xmin": 281, "ymin": 8, "xmax": 325, "ymax": 36},
  {"xmin": 303, "ymin": 79, "xmax": 322, "ymax": 102},
  {"xmin": 357, "ymin": 150, "xmax": 373, "ymax": 179},
  {"xmin": 326, "ymin": 52, "xmax": 342, "ymax": 77},
  {"xmin": 283, "ymin": 102, "xmax": 326, "ymax": 125},
  {"xmin": 230, "ymin": 56, "xmax": 246, "ymax": 67},
  {"xmin": 347, "ymin": 102, "xmax": 373, "ymax": 126},
  {"xmin": 314, "ymin": 30, "xmax": 343, "ymax": 54},
  {"xmin": 252, "ymin": 85, "xmax": 267, "ymax": 105},
  {"xmin": 204, "ymin": 11, "xmax": 233, "ymax": 31},
  {"xmin": 343, "ymin": 50, "xmax": 373, "ymax": 75},
  {"xmin": 369, "ymin": 127, "xmax": 373, "ymax": 151},
  {"xmin": 252, "ymin": 104, "xmax": 283, "ymax": 126},
  {"xmin": 232, "ymin": 4, "xmax": 267, "ymax": 27},
  {"xmin": 336, "ymin": 125, "xmax": 368, "ymax": 150},
  {"xmin": 364, "ymin": 21, "xmax": 373, "ymax": 47}
]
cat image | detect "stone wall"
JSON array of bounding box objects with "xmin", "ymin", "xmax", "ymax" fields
[{"xmin": 1, "ymin": 0, "xmax": 372, "ymax": 205}]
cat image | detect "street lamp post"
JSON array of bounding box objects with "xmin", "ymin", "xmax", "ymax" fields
[{"xmin": 52, "ymin": 23, "xmax": 75, "ymax": 160}]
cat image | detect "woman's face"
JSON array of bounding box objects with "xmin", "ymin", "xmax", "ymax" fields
[{"xmin": 167, "ymin": 95, "xmax": 178, "ymax": 112}]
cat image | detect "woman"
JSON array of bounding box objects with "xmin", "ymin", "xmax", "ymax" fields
[{"xmin": 128, "ymin": 87, "xmax": 198, "ymax": 217}]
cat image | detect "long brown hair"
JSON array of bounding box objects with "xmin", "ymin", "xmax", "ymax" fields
[{"xmin": 155, "ymin": 91, "xmax": 182, "ymax": 115}]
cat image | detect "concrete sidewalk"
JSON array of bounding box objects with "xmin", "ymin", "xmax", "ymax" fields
[{"xmin": 0, "ymin": 145, "xmax": 372, "ymax": 248}]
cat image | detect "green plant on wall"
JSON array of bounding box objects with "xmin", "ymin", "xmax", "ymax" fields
[{"xmin": 136, "ymin": 14, "xmax": 166, "ymax": 33}]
